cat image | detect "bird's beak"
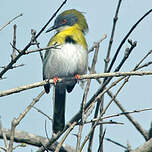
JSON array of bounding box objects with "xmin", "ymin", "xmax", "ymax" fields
[{"xmin": 46, "ymin": 25, "xmax": 57, "ymax": 33}]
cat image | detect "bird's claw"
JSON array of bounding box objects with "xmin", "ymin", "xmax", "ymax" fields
[
  {"xmin": 53, "ymin": 77, "xmax": 59, "ymax": 85},
  {"xmin": 75, "ymin": 74, "xmax": 80, "ymax": 80},
  {"xmin": 75, "ymin": 74, "xmax": 80, "ymax": 83}
]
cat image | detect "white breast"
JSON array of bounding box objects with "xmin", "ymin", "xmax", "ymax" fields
[{"xmin": 43, "ymin": 43, "xmax": 88, "ymax": 79}]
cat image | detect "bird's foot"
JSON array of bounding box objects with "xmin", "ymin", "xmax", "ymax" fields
[
  {"xmin": 75, "ymin": 74, "xmax": 80, "ymax": 83},
  {"xmin": 75, "ymin": 74, "xmax": 80, "ymax": 79},
  {"xmin": 53, "ymin": 76, "xmax": 59, "ymax": 85}
]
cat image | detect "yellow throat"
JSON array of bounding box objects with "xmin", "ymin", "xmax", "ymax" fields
[{"xmin": 48, "ymin": 23, "xmax": 88, "ymax": 50}]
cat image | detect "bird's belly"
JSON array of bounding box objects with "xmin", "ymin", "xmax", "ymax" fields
[{"xmin": 43, "ymin": 43, "xmax": 88, "ymax": 79}]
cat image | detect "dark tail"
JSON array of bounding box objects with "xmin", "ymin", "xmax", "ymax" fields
[{"xmin": 53, "ymin": 86, "xmax": 66, "ymax": 134}]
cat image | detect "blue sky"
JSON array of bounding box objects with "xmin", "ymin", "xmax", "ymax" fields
[{"xmin": 0, "ymin": 0, "xmax": 152, "ymax": 151}]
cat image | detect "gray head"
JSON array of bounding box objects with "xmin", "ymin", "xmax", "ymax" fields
[{"xmin": 46, "ymin": 9, "xmax": 88, "ymax": 33}]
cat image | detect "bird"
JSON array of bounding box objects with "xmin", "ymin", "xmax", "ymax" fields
[{"xmin": 43, "ymin": 9, "xmax": 88, "ymax": 134}]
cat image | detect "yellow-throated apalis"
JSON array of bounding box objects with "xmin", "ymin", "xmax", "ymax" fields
[{"xmin": 43, "ymin": 9, "xmax": 88, "ymax": 134}]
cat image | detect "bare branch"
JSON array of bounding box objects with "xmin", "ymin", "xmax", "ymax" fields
[
  {"xmin": 11, "ymin": 24, "xmax": 17, "ymax": 60},
  {"xmin": 33, "ymin": 106, "xmax": 52, "ymax": 121},
  {"xmin": 105, "ymin": 138, "xmax": 128, "ymax": 150},
  {"xmin": 25, "ymin": 46, "xmax": 59, "ymax": 54},
  {"xmin": 30, "ymin": 29, "xmax": 44, "ymax": 61},
  {"xmin": 0, "ymin": 118, "xmax": 9, "ymax": 151},
  {"xmin": 107, "ymin": 9, "xmax": 152, "ymax": 73},
  {"xmin": 97, "ymin": 129, "xmax": 106, "ymax": 152},
  {"xmin": 79, "ymin": 36, "xmax": 101, "ymax": 151},
  {"xmin": 44, "ymin": 120, "xmax": 50, "ymax": 140},
  {"xmin": 0, "ymin": 128, "xmax": 75, "ymax": 152},
  {"xmin": 0, "ymin": 64, "xmax": 24, "ymax": 70},
  {"xmin": 0, "ymin": 0, "xmax": 67, "ymax": 78},
  {"xmin": 8, "ymin": 90, "xmax": 45, "ymax": 152},
  {"xmin": 55, "ymin": 122, "xmax": 77, "ymax": 152},
  {"xmin": 88, "ymin": 34, "xmax": 107, "ymax": 53},
  {"xmin": 91, "ymin": 39, "xmax": 137, "ymax": 149},
  {"xmin": 0, "ymin": 13, "xmax": 23, "ymax": 32},
  {"xmin": 1, "ymin": 71, "xmax": 152, "ymax": 97},
  {"xmin": 104, "ymin": 0, "xmax": 122, "ymax": 72},
  {"xmin": 87, "ymin": 38, "xmax": 101, "ymax": 152},
  {"xmin": 107, "ymin": 90, "xmax": 149, "ymax": 140},
  {"xmin": 91, "ymin": 49, "xmax": 152, "ymax": 141},
  {"xmin": 131, "ymin": 138, "xmax": 152, "ymax": 152}
]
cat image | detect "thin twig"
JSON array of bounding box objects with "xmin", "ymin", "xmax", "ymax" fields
[
  {"xmin": 107, "ymin": 9, "xmax": 152, "ymax": 73},
  {"xmin": 10, "ymin": 43, "xmax": 20, "ymax": 54},
  {"xmin": 36, "ymin": 75, "xmax": 126, "ymax": 152},
  {"xmin": 31, "ymin": 29, "xmax": 44, "ymax": 62},
  {"xmin": 87, "ymin": 35, "xmax": 106, "ymax": 152},
  {"xmin": 89, "ymin": 107, "xmax": 152, "ymax": 121},
  {"xmin": 0, "ymin": 128, "xmax": 74, "ymax": 151},
  {"xmin": 90, "ymin": 49, "xmax": 152, "ymax": 141},
  {"xmin": 78, "ymin": 36, "xmax": 101, "ymax": 151},
  {"xmin": 1, "ymin": 70, "xmax": 152, "ymax": 97},
  {"xmin": 44, "ymin": 120, "xmax": 50, "ymax": 140},
  {"xmin": 88, "ymin": 34, "xmax": 107, "ymax": 53},
  {"xmin": 0, "ymin": 146, "xmax": 6, "ymax": 152},
  {"xmin": 135, "ymin": 49, "xmax": 152, "ymax": 70},
  {"xmin": 115, "ymin": 40, "xmax": 137, "ymax": 72},
  {"xmin": 109, "ymin": 47, "xmax": 152, "ymax": 141},
  {"xmin": 89, "ymin": 39, "xmax": 136, "ymax": 151},
  {"xmin": 84, "ymin": 120, "xmax": 123, "ymax": 125},
  {"xmin": 0, "ymin": 118, "xmax": 9, "ymax": 150},
  {"xmin": 0, "ymin": 64, "xmax": 24, "ymax": 70},
  {"xmin": 131, "ymin": 138, "xmax": 152, "ymax": 152},
  {"xmin": 39, "ymin": 47, "xmax": 152, "ymax": 152},
  {"xmin": 104, "ymin": 0, "xmax": 122, "ymax": 72},
  {"xmin": 55, "ymin": 122, "xmax": 77, "ymax": 152},
  {"xmin": 137, "ymin": 61, "xmax": 152, "ymax": 70},
  {"xmin": 0, "ymin": 0, "xmax": 67, "ymax": 78},
  {"xmin": 13, "ymin": 143, "xmax": 26, "ymax": 150},
  {"xmin": 82, "ymin": 49, "xmax": 150, "ymax": 150},
  {"xmin": 8, "ymin": 90, "xmax": 45, "ymax": 152},
  {"xmin": 8, "ymin": 119, "xmax": 17, "ymax": 152},
  {"xmin": 97, "ymin": 129, "xmax": 106, "ymax": 152},
  {"xmin": 100, "ymin": 49, "xmax": 152, "ymax": 141},
  {"xmin": 105, "ymin": 138, "xmax": 128, "ymax": 150},
  {"xmin": 11, "ymin": 24, "xmax": 17, "ymax": 60},
  {"xmin": 25, "ymin": 45, "xmax": 59, "ymax": 54},
  {"xmin": 79, "ymin": 85, "xmax": 122, "ymax": 151},
  {"xmin": 0, "ymin": 13, "xmax": 23, "ymax": 32},
  {"xmin": 33, "ymin": 106, "xmax": 52, "ymax": 121},
  {"xmin": 80, "ymin": 74, "xmax": 131, "ymax": 151},
  {"xmin": 107, "ymin": 91, "xmax": 149, "ymax": 140}
]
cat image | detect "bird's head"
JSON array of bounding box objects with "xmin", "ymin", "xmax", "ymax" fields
[{"xmin": 46, "ymin": 9, "xmax": 88, "ymax": 34}]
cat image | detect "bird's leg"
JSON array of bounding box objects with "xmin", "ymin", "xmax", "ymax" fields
[{"xmin": 53, "ymin": 76, "xmax": 59, "ymax": 85}]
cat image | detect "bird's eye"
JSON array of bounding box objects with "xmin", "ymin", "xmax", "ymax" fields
[{"xmin": 62, "ymin": 19, "xmax": 67, "ymax": 24}]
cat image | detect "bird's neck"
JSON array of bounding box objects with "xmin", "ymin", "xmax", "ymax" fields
[
  {"xmin": 58, "ymin": 23, "xmax": 82, "ymax": 33},
  {"xmin": 48, "ymin": 24, "xmax": 88, "ymax": 49}
]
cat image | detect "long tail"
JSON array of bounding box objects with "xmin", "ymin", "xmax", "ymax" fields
[{"xmin": 53, "ymin": 86, "xmax": 66, "ymax": 134}]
